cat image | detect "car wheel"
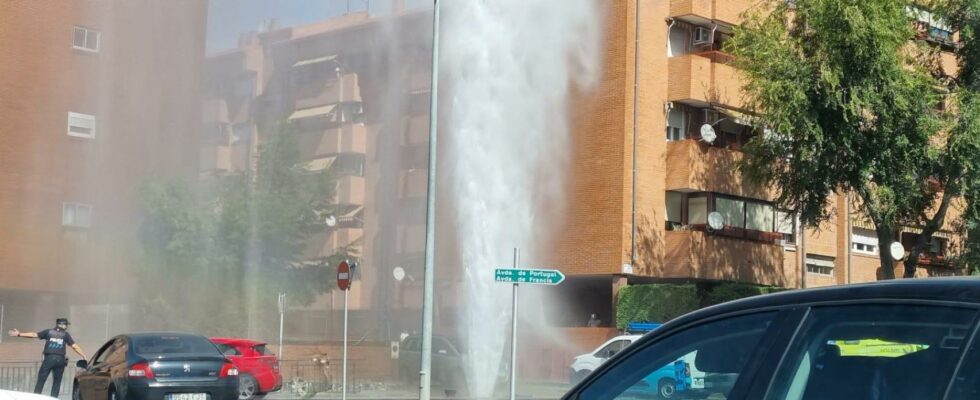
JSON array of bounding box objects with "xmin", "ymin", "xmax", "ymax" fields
[
  {"xmin": 570, "ymin": 370, "xmax": 591, "ymax": 385},
  {"xmin": 108, "ymin": 386, "xmax": 118, "ymax": 400},
  {"xmin": 72, "ymin": 383, "xmax": 82, "ymax": 400},
  {"xmin": 658, "ymin": 378, "xmax": 677, "ymax": 399},
  {"xmin": 238, "ymin": 375, "xmax": 258, "ymax": 400}
]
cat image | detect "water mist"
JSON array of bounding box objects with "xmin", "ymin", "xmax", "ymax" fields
[{"xmin": 440, "ymin": 0, "xmax": 602, "ymax": 396}]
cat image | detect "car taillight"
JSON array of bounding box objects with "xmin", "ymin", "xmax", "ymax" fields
[
  {"xmin": 220, "ymin": 363, "xmax": 239, "ymax": 377},
  {"xmin": 128, "ymin": 362, "xmax": 155, "ymax": 379}
]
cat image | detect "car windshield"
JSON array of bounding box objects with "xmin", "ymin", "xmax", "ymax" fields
[{"xmin": 133, "ymin": 335, "xmax": 221, "ymax": 357}]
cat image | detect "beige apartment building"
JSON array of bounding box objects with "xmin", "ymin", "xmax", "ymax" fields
[{"xmin": 201, "ymin": 0, "xmax": 966, "ymax": 343}]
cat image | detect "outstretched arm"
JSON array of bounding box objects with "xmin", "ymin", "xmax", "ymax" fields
[
  {"xmin": 7, "ymin": 329, "xmax": 38, "ymax": 338},
  {"xmin": 71, "ymin": 344, "xmax": 87, "ymax": 360}
]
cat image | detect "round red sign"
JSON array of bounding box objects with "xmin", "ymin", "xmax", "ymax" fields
[{"xmin": 337, "ymin": 260, "xmax": 351, "ymax": 291}]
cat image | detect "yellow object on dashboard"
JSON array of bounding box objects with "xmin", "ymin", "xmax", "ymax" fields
[{"xmin": 829, "ymin": 338, "xmax": 930, "ymax": 358}]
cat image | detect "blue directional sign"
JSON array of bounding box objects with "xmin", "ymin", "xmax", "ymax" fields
[{"xmin": 494, "ymin": 268, "xmax": 565, "ymax": 285}]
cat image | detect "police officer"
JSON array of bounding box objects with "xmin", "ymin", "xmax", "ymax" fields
[{"xmin": 8, "ymin": 318, "xmax": 87, "ymax": 397}]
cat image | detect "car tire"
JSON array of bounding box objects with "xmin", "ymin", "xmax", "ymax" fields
[
  {"xmin": 570, "ymin": 370, "xmax": 591, "ymax": 385},
  {"xmin": 72, "ymin": 383, "xmax": 82, "ymax": 400},
  {"xmin": 108, "ymin": 386, "xmax": 118, "ymax": 400},
  {"xmin": 238, "ymin": 375, "xmax": 259, "ymax": 400},
  {"xmin": 658, "ymin": 378, "xmax": 677, "ymax": 399}
]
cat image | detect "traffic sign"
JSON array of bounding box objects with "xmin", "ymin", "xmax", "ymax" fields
[
  {"xmin": 337, "ymin": 260, "xmax": 351, "ymax": 291},
  {"xmin": 494, "ymin": 268, "xmax": 565, "ymax": 285}
]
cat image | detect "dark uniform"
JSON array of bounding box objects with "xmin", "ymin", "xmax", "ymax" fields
[{"xmin": 34, "ymin": 326, "xmax": 75, "ymax": 396}]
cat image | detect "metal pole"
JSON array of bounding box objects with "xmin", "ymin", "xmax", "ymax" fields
[
  {"xmin": 278, "ymin": 293, "xmax": 285, "ymax": 360},
  {"xmin": 509, "ymin": 248, "xmax": 520, "ymax": 400},
  {"xmin": 419, "ymin": 1, "xmax": 441, "ymax": 399},
  {"xmin": 1, "ymin": 304, "xmax": 5, "ymax": 344},
  {"xmin": 105, "ymin": 304, "xmax": 110, "ymax": 341},
  {"xmin": 342, "ymin": 288, "xmax": 349, "ymax": 400}
]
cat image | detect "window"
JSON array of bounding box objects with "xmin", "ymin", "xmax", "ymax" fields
[
  {"xmin": 68, "ymin": 112, "xmax": 96, "ymax": 138},
  {"xmin": 334, "ymin": 153, "xmax": 365, "ymax": 177},
  {"xmin": 666, "ymin": 108, "xmax": 687, "ymax": 141},
  {"xmin": 666, "ymin": 191, "xmax": 684, "ymax": 228},
  {"xmin": 776, "ymin": 210, "xmax": 796, "ymax": 245},
  {"xmin": 851, "ymin": 227, "xmax": 878, "ymax": 255},
  {"xmin": 73, "ymin": 26, "xmax": 100, "ymax": 52},
  {"xmin": 716, "ymin": 197, "xmax": 746, "ymax": 229},
  {"xmin": 765, "ymin": 305, "xmax": 975, "ymax": 400},
  {"xmin": 578, "ymin": 312, "xmax": 775, "ymax": 400},
  {"xmin": 63, "ymin": 202, "xmax": 92, "ymax": 228},
  {"xmin": 746, "ymin": 202, "xmax": 774, "ymax": 232},
  {"xmin": 215, "ymin": 343, "xmax": 241, "ymax": 356},
  {"xmin": 688, "ymin": 195, "xmax": 708, "ymax": 225},
  {"xmin": 254, "ymin": 344, "xmax": 275, "ymax": 356},
  {"xmin": 805, "ymin": 254, "xmax": 834, "ymax": 276},
  {"xmin": 596, "ymin": 340, "xmax": 631, "ymax": 359}
]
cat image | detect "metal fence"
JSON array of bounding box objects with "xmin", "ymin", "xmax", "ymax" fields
[
  {"xmin": 278, "ymin": 358, "xmax": 361, "ymax": 395},
  {"xmin": 0, "ymin": 362, "xmax": 76, "ymax": 396}
]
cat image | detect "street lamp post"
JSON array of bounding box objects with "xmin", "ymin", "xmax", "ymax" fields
[{"xmin": 418, "ymin": 1, "xmax": 441, "ymax": 399}]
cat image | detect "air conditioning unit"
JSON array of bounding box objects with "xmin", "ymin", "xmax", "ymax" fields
[
  {"xmin": 703, "ymin": 109, "xmax": 721, "ymax": 125},
  {"xmin": 693, "ymin": 27, "xmax": 712, "ymax": 45}
]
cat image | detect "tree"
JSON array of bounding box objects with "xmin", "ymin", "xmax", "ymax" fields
[
  {"xmin": 137, "ymin": 125, "xmax": 355, "ymax": 336},
  {"xmin": 730, "ymin": 0, "xmax": 980, "ymax": 279}
]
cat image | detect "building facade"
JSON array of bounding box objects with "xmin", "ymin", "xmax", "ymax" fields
[{"xmin": 0, "ymin": 0, "xmax": 207, "ymax": 351}]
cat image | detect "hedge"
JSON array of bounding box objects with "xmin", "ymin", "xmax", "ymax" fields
[
  {"xmin": 615, "ymin": 284, "xmax": 700, "ymax": 329},
  {"xmin": 616, "ymin": 282, "xmax": 788, "ymax": 329}
]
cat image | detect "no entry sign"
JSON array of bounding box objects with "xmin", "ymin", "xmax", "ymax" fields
[{"xmin": 337, "ymin": 260, "xmax": 351, "ymax": 291}]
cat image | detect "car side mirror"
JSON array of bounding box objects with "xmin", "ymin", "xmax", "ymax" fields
[{"xmin": 76, "ymin": 360, "xmax": 88, "ymax": 369}]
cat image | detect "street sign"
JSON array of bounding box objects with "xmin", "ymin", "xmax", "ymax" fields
[
  {"xmin": 337, "ymin": 260, "xmax": 351, "ymax": 291},
  {"xmin": 494, "ymin": 268, "xmax": 565, "ymax": 285}
]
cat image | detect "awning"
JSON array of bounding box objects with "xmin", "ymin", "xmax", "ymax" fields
[
  {"xmin": 902, "ymin": 226, "xmax": 955, "ymax": 240},
  {"xmin": 805, "ymin": 255, "xmax": 835, "ymax": 267},
  {"xmin": 714, "ymin": 106, "xmax": 757, "ymax": 127},
  {"xmin": 305, "ymin": 156, "xmax": 337, "ymax": 172},
  {"xmin": 851, "ymin": 217, "xmax": 876, "ymax": 230},
  {"xmin": 288, "ymin": 104, "xmax": 337, "ymax": 120},
  {"xmin": 293, "ymin": 54, "xmax": 338, "ymax": 67},
  {"xmin": 342, "ymin": 205, "xmax": 363, "ymax": 218}
]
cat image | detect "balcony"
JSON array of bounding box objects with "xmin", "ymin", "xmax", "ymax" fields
[
  {"xmin": 297, "ymin": 124, "xmax": 367, "ymax": 159},
  {"xmin": 665, "ymin": 139, "xmax": 770, "ymax": 199},
  {"xmin": 668, "ymin": 53, "xmax": 746, "ymax": 109},
  {"xmin": 200, "ymin": 145, "xmax": 231, "ymax": 173},
  {"xmin": 664, "ymin": 230, "xmax": 787, "ymax": 286},
  {"xmin": 202, "ymin": 98, "xmax": 230, "ymax": 124},
  {"xmin": 336, "ymin": 175, "xmax": 365, "ymax": 205},
  {"xmin": 294, "ymin": 73, "xmax": 361, "ymax": 110},
  {"xmin": 306, "ymin": 227, "xmax": 364, "ymax": 259},
  {"xmin": 399, "ymin": 169, "xmax": 427, "ymax": 199},
  {"xmin": 669, "ymin": 0, "xmax": 753, "ymax": 26}
]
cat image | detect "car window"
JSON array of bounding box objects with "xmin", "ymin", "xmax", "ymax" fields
[
  {"xmin": 596, "ymin": 340, "xmax": 631, "ymax": 358},
  {"xmin": 92, "ymin": 340, "xmax": 114, "ymax": 365},
  {"xmin": 764, "ymin": 304, "xmax": 976, "ymax": 400},
  {"xmin": 105, "ymin": 338, "xmax": 128, "ymax": 364},
  {"xmin": 215, "ymin": 343, "xmax": 241, "ymax": 356},
  {"xmin": 946, "ymin": 323, "xmax": 980, "ymax": 400},
  {"xmin": 132, "ymin": 335, "xmax": 221, "ymax": 356},
  {"xmin": 578, "ymin": 312, "xmax": 776, "ymax": 400},
  {"xmin": 253, "ymin": 345, "xmax": 275, "ymax": 356},
  {"xmin": 433, "ymin": 337, "xmax": 455, "ymax": 356}
]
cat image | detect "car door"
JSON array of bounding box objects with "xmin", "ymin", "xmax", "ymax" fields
[
  {"xmin": 78, "ymin": 340, "xmax": 114, "ymax": 400},
  {"xmin": 90, "ymin": 337, "xmax": 127, "ymax": 400},
  {"xmin": 565, "ymin": 310, "xmax": 796, "ymax": 400},
  {"xmin": 756, "ymin": 302, "xmax": 978, "ymax": 400}
]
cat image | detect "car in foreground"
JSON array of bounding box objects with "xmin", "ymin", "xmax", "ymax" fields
[
  {"xmin": 0, "ymin": 390, "xmax": 57, "ymax": 400},
  {"xmin": 210, "ymin": 338, "xmax": 281, "ymax": 400},
  {"xmin": 73, "ymin": 333, "xmax": 239, "ymax": 400},
  {"xmin": 563, "ymin": 278, "xmax": 980, "ymax": 400}
]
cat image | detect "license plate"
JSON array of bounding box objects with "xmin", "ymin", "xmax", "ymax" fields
[
  {"xmin": 693, "ymin": 378, "xmax": 705, "ymax": 388},
  {"xmin": 166, "ymin": 394, "xmax": 207, "ymax": 400}
]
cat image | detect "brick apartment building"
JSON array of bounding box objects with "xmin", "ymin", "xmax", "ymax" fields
[
  {"xmin": 201, "ymin": 0, "xmax": 966, "ymax": 348},
  {"xmin": 0, "ymin": 0, "xmax": 207, "ymax": 352}
]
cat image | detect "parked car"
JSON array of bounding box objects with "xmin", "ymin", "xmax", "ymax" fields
[
  {"xmin": 569, "ymin": 333, "xmax": 706, "ymax": 398},
  {"xmin": 0, "ymin": 390, "xmax": 57, "ymax": 400},
  {"xmin": 210, "ymin": 338, "xmax": 282, "ymax": 400},
  {"xmin": 73, "ymin": 333, "xmax": 239, "ymax": 400},
  {"xmin": 563, "ymin": 278, "xmax": 980, "ymax": 400},
  {"xmin": 398, "ymin": 334, "xmax": 510, "ymax": 394}
]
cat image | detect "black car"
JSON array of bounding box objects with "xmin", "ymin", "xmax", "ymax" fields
[
  {"xmin": 564, "ymin": 278, "xmax": 980, "ymax": 400},
  {"xmin": 73, "ymin": 333, "xmax": 239, "ymax": 400}
]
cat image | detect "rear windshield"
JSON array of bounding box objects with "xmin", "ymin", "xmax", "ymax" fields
[
  {"xmin": 215, "ymin": 343, "xmax": 241, "ymax": 356},
  {"xmin": 133, "ymin": 335, "xmax": 221, "ymax": 356},
  {"xmin": 253, "ymin": 345, "xmax": 275, "ymax": 356}
]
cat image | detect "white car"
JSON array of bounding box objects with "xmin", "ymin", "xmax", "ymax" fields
[
  {"xmin": 570, "ymin": 335, "xmax": 706, "ymax": 398},
  {"xmin": 0, "ymin": 390, "xmax": 58, "ymax": 400}
]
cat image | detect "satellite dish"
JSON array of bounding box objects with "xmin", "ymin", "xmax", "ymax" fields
[
  {"xmin": 393, "ymin": 266, "xmax": 406, "ymax": 281},
  {"xmin": 324, "ymin": 215, "xmax": 337, "ymax": 227},
  {"xmin": 889, "ymin": 242, "xmax": 906, "ymax": 260},
  {"xmin": 707, "ymin": 212, "xmax": 725, "ymax": 231},
  {"xmin": 700, "ymin": 124, "xmax": 717, "ymax": 143}
]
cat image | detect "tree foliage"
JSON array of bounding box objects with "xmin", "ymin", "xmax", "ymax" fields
[
  {"xmin": 137, "ymin": 126, "xmax": 355, "ymax": 337},
  {"xmin": 730, "ymin": 0, "xmax": 980, "ymax": 278}
]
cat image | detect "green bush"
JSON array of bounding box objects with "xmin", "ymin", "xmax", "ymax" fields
[
  {"xmin": 616, "ymin": 282, "xmax": 788, "ymax": 329},
  {"xmin": 615, "ymin": 284, "xmax": 700, "ymax": 329}
]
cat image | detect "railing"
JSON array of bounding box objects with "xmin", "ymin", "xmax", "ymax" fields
[
  {"xmin": 0, "ymin": 362, "xmax": 77, "ymax": 396},
  {"xmin": 277, "ymin": 358, "xmax": 363, "ymax": 395}
]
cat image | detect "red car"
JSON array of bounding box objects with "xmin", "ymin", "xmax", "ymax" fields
[{"xmin": 211, "ymin": 338, "xmax": 282, "ymax": 400}]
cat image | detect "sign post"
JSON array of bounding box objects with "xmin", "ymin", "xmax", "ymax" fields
[
  {"xmin": 337, "ymin": 260, "xmax": 353, "ymax": 400},
  {"xmin": 277, "ymin": 293, "xmax": 286, "ymax": 360},
  {"xmin": 495, "ymin": 259, "xmax": 565, "ymax": 400}
]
